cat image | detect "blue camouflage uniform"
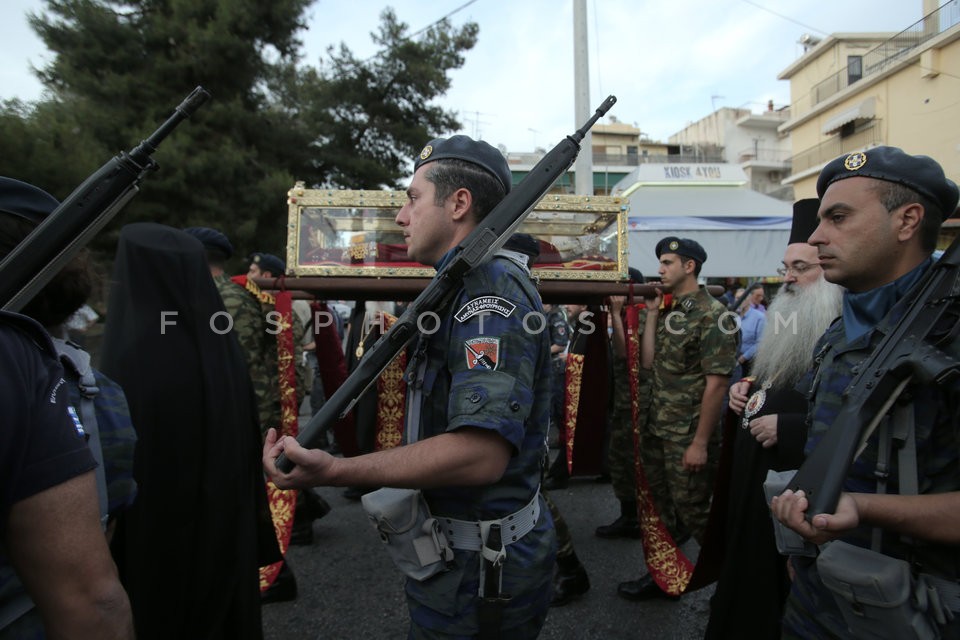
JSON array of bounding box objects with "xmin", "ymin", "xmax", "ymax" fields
[
  {"xmin": 782, "ymin": 259, "xmax": 960, "ymax": 639},
  {"xmin": 403, "ymin": 249, "xmax": 556, "ymax": 638}
]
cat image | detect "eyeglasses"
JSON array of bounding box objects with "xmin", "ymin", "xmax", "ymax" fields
[{"xmin": 776, "ymin": 262, "xmax": 821, "ymax": 277}]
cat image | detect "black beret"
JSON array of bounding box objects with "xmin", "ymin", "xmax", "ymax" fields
[
  {"xmin": 250, "ymin": 252, "xmax": 285, "ymax": 276},
  {"xmin": 503, "ymin": 233, "xmax": 540, "ymax": 259},
  {"xmin": 655, "ymin": 236, "xmax": 707, "ymax": 264},
  {"xmin": 789, "ymin": 198, "xmax": 820, "ymax": 245},
  {"xmin": 414, "ymin": 134, "xmax": 512, "ymax": 194},
  {"xmin": 816, "ymin": 146, "xmax": 959, "ymax": 220},
  {"xmin": 0, "ymin": 176, "xmax": 59, "ymax": 224},
  {"xmin": 628, "ymin": 267, "xmax": 644, "ymax": 283},
  {"xmin": 183, "ymin": 226, "xmax": 234, "ymax": 259}
]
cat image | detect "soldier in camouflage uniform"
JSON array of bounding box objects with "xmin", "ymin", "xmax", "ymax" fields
[
  {"xmin": 264, "ymin": 135, "xmax": 555, "ymax": 638},
  {"xmin": 618, "ymin": 237, "xmax": 737, "ymax": 602},
  {"xmin": 185, "ymin": 228, "xmax": 302, "ymax": 438},
  {"xmin": 772, "ymin": 148, "xmax": 960, "ymax": 638}
]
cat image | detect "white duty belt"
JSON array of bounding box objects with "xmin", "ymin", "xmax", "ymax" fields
[{"xmin": 436, "ymin": 490, "xmax": 541, "ymax": 552}]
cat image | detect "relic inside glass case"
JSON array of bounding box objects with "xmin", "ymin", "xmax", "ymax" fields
[{"xmin": 286, "ymin": 183, "xmax": 629, "ymax": 281}]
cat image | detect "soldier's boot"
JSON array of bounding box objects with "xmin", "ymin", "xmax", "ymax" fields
[
  {"xmin": 551, "ymin": 551, "xmax": 590, "ymax": 607},
  {"xmin": 543, "ymin": 450, "xmax": 569, "ymax": 490},
  {"xmin": 595, "ymin": 500, "xmax": 640, "ymax": 538}
]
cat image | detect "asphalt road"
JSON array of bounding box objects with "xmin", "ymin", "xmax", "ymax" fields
[{"xmin": 261, "ymin": 474, "xmax": 714, "ymax": 640}]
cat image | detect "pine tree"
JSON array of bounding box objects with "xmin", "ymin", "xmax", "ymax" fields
[{"xmin": 0, "ymin": 0, "xmax": 476, "ymax": 262}]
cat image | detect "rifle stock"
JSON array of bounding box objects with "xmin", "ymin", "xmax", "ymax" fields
[
  {"xmin": 276, "ymin": 95, "xmax": 617, "ymax": 473},
  {"xmin": 786, "ymin": 234, "xmax": 960, "ymax": 519},
  {"xmin": 0, "ymin": 86, "xmax": 210, "ymax": 311}
]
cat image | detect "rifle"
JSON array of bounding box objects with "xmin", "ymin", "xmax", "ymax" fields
[
  {"xmin": 276, "ymin": 95, "xmax": 617, "ymax": 472},
  {"xmin": 0, "ymin": 86, "xmax": 211, "ymax": 312},
  {"xmin": 785, "ymin": 234, "xmax": 960, "ymax": 520}
]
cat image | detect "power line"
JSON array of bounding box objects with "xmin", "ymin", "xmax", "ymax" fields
[
  {"xmin": 408, "ymin": 0, "xmax": 480, "ymax": 40},
  {"xmin": 739, "ymin": 0, "xmax": 830, "ymax": 37}
]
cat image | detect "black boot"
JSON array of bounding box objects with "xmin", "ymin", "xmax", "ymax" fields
[
  {"xmin": 261, "ymin": 561, "xmax": 298, "ymax": 604},
  {"xmin": 595, "ymin": 500, "xmax": 640, "ymax": 538},
  {"xmin": 551, "ymin": 552, "xmax": 590, "ymax": 607},
  {"xmin": 543, "ymin": 452, "xmax": 569, "ymax": 490},
  {"xmin": 617, "ymin": 573, "xmax": 680, "ymax": 602}
]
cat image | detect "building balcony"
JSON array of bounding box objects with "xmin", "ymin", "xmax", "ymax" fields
[
  {"xmin": 788, "ymin": 122, "xmax": 883, "ymax": 176},
  {"xmin": 791, "ymin": 2, "xmax": 960, "ymax": 120}
]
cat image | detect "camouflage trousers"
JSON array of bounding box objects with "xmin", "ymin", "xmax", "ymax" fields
[
  {"xmin": 608, "ymin": 357, "xmax": 653, "ymax": 503},
  {"xmin": 637, "ymin": 431, "xmax": 717, "ymax": 543},
  {"xmin": 542, "ymin": 491, "xmax": 573, "ymax": 559}
]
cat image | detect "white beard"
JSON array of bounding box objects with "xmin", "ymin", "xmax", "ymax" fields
[{"xmin": 751, "ymin": 277, "xmax": 843, "ymax": 389}]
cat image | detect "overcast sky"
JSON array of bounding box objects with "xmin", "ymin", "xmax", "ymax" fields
[{"xmin": 0, "ymin": 0, "xmax": 929, "ymax": 152}]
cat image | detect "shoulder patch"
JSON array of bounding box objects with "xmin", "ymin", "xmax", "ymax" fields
[
  {"xmin": 454, "ymin": 296, "xmax": 516, "ymax": 323},
  {"xmin": 464, "ymin": 337, "xmax": 500, "ymax": 370}
]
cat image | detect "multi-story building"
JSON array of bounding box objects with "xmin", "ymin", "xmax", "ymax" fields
[
  {"xmin": 669, "ymin": 105, "xmax": 793, "ymax": 201},
  {"xmin": 777, "ymin": 0, "xmax": 960, "ymax": 245}
]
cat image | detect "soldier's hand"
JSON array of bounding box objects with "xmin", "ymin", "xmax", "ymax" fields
[
  {"xmin": 682, "ymin": 441, "xmax": 708, "ymax": 472},
  {"xmin": 770, "ymin": 490, "xmax": 860, "ymax": 545},
  {"xmin": 608, "ymin": 295, "xmax": 625, "ymax": 314},
  {"xmin": 644, "ymin": 287, "xmax": 663, "ymax": 313},
  {"xmin": 262, "ymin": 427, "xmax": 336, "ymax": 489},
  {"xmin": 749, "ymin": 415, "xmax": 778, "ymax": 447},
  {"xmin": 728, "ymin": 380, "xmax": 752, "ymax": 414}
]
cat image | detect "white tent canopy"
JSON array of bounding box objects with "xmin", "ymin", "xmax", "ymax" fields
[{"xmin": 614, "ymin": 165, "xmax": 793, "ymax": 278}]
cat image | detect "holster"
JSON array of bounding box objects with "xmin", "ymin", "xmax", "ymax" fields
[
  {"xmin": 361, "ymin": 487, "xmax": 453, "ymax": 582},
  {"xmin": 817, "ymin": 541, "xmax": 945, "ymax": 640}
]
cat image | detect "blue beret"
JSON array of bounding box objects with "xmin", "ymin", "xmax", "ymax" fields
[
  {"xmin": 414, "ymin": 135, "xmax": 512, "ymax": 194},
  {"xmin": 183, "ymin": 226, "xmax": 234, "ymax": 259},
  {"xmin": 655, "ymin": 236, "xmax": 707, "ymax": 264},
  {"xmin": 816, "ymin": 146, "xmax": 959, "ymax": 220},
  {"xmin": 0, "ymin": 177, "xmax": 59, "ymax": 224},
  {"xmin": 249, "ymin": 252, "xmax": 285, "ymax": 276}
]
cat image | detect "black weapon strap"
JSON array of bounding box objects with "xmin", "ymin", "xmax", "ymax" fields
[{"xmin": 872, "ymin": 399, "xmax": 918, "ymax": 551}]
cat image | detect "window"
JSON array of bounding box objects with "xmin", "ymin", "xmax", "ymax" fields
[{"xmin": 847, "ymin": 55, "xmax": 863, "ymax": 86}]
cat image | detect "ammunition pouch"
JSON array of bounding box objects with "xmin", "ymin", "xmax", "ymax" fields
[
  {"xmin": 763, "ymin": 469, "xmax": 817, "ymax": 557},
  {"xmin": 818, "ymin": 541, "xmax": 953, "ymax": 640},
  {"xmin": 361, "ymin": 487, "xmax": 454, "ymax": 582}
]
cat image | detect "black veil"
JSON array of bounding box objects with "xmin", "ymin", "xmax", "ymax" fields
[{"xmin": 101, "ymin": 222, "xmax": 279, "ymax": 640}]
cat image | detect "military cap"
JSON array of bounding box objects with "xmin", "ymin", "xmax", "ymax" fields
[
  {"xmin": 816, "ymin": 146, "xmax": 959, "ymax": 220},
  {"xmin": 628, "ymin": 267, "xmax": 645, "ymax": 283},
  {"xmin": 0, "ymin": 176, "xmax": 58, "ymax": 224},
  {"xmin": 655, "ymin": 236, "xmax": 707, "ymax": 264},
  {"xmin": 414, "ymin": 134, "xmax": 512, "ymax": 194},
  {"xmin": 503, "ymin": 233, "xmax": 540, "ymax": 259},
  {"xmin": 183, "ymin": 226, "xmax": 233, "ymax": 259},
  {"xmin": 788, "ymin": 198, "xmax": 820, "ymax": 245},
  {"xmin": 250, "ymin": 252, "xmax": 285, "ymax": 276}
]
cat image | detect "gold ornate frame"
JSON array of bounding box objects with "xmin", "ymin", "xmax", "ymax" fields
[{"xmin": 286, "ymin": 182, "xmax": 628, "ymax": 281}]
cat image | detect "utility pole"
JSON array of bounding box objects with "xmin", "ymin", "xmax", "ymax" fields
[{"xmin": 573, "ymin": 0, "xmax": 592, "ymax": 195}]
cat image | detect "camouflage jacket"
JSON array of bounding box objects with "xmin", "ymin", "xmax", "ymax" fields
[
  {"xmin": 648, "ymin": 287, "xmax": 737, "ymax": 440},
  {"xmin": 213, "ymin": 274, "xmax": 273, "ymax": 431},
  {"xmin": 403, "ymin": 252, "xmax": 555, "ymax": 635},
  {"xmin": 785, "ymin": 262, "xmax": 960, "ymax": 638}
]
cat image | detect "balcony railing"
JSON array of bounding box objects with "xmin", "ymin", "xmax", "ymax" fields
[
  {"xmin": 790, "ymin": 122, "xmax": 883, "ymax": 174},
  {"xmin": 797, "ymin": 1, "xmax": 960, "ymax": 116},
  {"xmin": 736, "ymin": 147, "xmax": 793, "ymax": 164}
]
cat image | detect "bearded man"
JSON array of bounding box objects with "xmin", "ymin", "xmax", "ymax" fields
[{"xmin": 704, "ymin": 198, "xmax": 843, "ymax": 639}]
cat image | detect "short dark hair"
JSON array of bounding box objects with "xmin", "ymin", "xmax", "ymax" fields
[
  {"xmin": 426, "ymin": 159, "xmax": 506, "ymax": 223},
  {"xmin": 870, "ymin": 180, "xmax": 941, "ymax": 253},
  {"xmin": 0, "ymin": 214, "xmax": 94, "ymax": 328}
]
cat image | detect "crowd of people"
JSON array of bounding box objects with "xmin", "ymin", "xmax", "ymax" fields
[{"xmin": 4, "ymin": 141, "xmax": 960, "ymax": 639}]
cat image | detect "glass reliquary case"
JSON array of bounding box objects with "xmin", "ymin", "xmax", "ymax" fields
[{"xmin": 285, "ymin": 182, "xmax": 629, "ymax": 281}]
